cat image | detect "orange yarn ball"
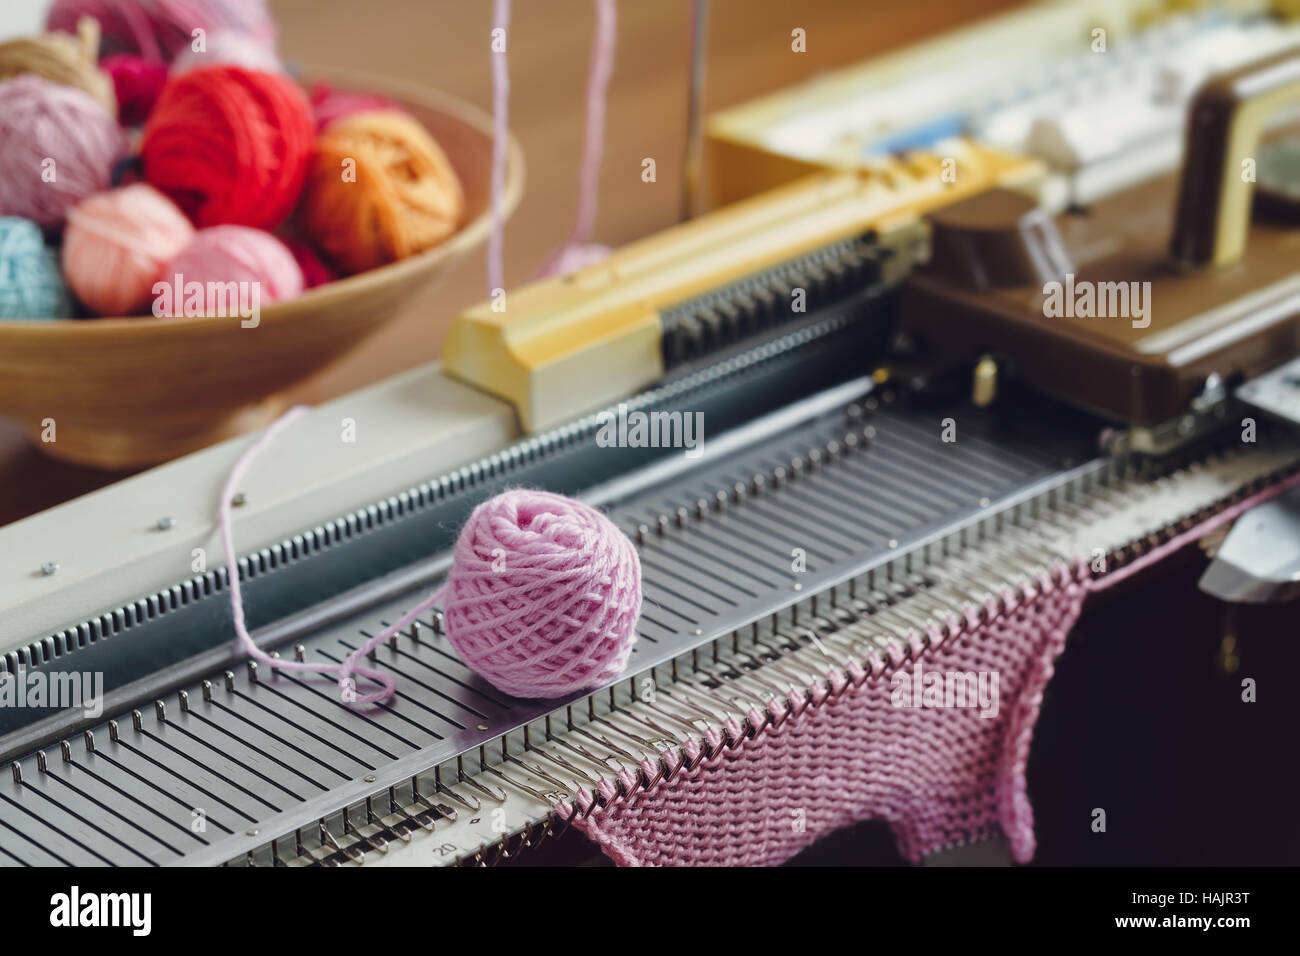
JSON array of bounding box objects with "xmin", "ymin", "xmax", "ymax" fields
[{"xmin": 302, "ymin": 110, "xmax": 464, "ymax": 274}]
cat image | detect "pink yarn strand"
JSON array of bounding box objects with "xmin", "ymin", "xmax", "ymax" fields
[
  {"xmin": 219, "ymin": 416, "xmax": 642, "ymax": 704},
  {"xmin": 219, "ymin": 405, "xmax": 398, "ymax": 706},
  {"xmin": 538, "ymin": 0, "xmax": 618, "ymax": 278},
  {"xmin": 486, "ymin": 0, "xmax": 510, "ymax": 296}
]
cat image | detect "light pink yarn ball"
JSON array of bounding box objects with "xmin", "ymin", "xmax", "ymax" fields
[
  {"xmin": 443, "ymin": 490, "xmax": 641, "ymax": 699},
  {"xmin": 63, "ymin": 184, "xmax": 195, "ymax": 315},
  {"xmin": 161, "ymin": 226, "xmax": 303, "ymax": 314},
  {"xmin": 170, "ymin": 30, "xmax": 283, "ymax": 76},
  {"xmin": 0, "ymin": 75, "xmax": 127, "ymax": 229}
]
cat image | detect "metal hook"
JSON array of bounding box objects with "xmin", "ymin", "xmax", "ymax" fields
[
  {"xmin": 426, "ymin": 772, "xmax": 477, "ymax": 813},
  {"xmin": 668, "ymin": 678, "xmax": 744, "ymax": 721},
  {"xmin": 394, "ymin": 801, "xmax": 436, "ymax": 833},
  {"xmin": 414, "ymin": 790, "xmax": 458, "ymax": 823},
  {"xmin": 682, "ymin": 665, "xmax": 770, "ymax": 712},
  {"xmin": 572, "ymin": 724, "xmax": 638, "ymax": 761},
  {"xmin": 547, "ymin": 733, "xmax": 608, "ymax": 769},
  {"xmin": 847, "ymin": 602, "xmax": 914, "ymax": 643},
  {"xmin": 790, "ymin": 622, "xmax": 852, "ymax": 666},
  {"xmin": 590, "ymin": 713, "xmax": 666, "ymax": 750},
  {"xmin": 547, "ymin": 798, "xmax": 582, "ymax": 840},
  {"xmin": 658, "ymin": 682, "xmax": 723, "ymax": 722},
  {"xmin": 508, "ymin": 752, "xmax": 586, "ymax": 791},
  {"xmin": 744, "ymin": 640, "xmax": 819, "ymax": 690},
  {"xmin": 523, "ymin": 739, "xmax": 600, "ymax": 787},
  {"xmin": 730, "ymin": 649, "xmax": 798, "ymax": 697},
  {"xmin": 484, "ymin": 764, "xmax": 554, "ymax": 803},
  {"xmin": 637, "ymin": 695, "xmax": 709, "ymax": 738},
  {"xmin": 319, "ymin": 821, "xmax": 364, "ymax": 865},
  {"xmin": 459, "ymin": 773, "xmax": 508, "ymax": 804},
  {"xmin": 608, "ymin": 704, "xmax": 686, "ymax": 745},
  {"xmin": 909, "ymin": 586, "xmax": 973, "ymax": 624}
]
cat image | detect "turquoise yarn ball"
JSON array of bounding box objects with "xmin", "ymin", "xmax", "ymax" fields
[{"xmin": 0, "ymin": 216, "xmax": 73, "ymax": 320}]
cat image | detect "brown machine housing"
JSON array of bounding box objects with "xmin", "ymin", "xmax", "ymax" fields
[{"xmin": 901, "ymin": 47, "xmax": 1300, "ymax": 426}]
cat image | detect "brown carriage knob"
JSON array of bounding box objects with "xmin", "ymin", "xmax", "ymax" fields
[{"xmin": 925, "ymin": 188, "xmax": 1073, "ymax": 290}]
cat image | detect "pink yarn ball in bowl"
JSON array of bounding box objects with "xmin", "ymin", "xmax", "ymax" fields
[
  {"xmin": 63, "ymin": 184, "xmax": 195, "ymax": 315},
  {"xmin": 442, "ymin": 490, "xmax": 641, "ymax": 699},
  {"xmin": 159, "ymin": 226, "xmax": 303, "ymax": 317},
  {"xmin": 47, "ymin": 0, "xmax": 277, "ymax": 62},
  {"xmin": 170, "ymin": 30, "xmax": 283, "ymax": 76},
  {"xmin": 0, "ymin": 75, "xmax": 127, "ymax": 229},
  {"xmin": 309, "ymin": 81, "xmax": 399, "ymax": 132}
]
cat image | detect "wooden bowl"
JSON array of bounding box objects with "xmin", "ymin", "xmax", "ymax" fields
[{"xmin": 0, "ymin": 68, "xmax": 524, "ymax": 469}]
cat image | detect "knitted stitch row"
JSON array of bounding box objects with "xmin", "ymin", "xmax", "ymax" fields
[
  {"xmin": 561, "ymin": 466, "xmax": 1300, "ymax": 866},
  {"xmin": 563, "ymin": 561, "xmax": 1087, "ymax": 866}
]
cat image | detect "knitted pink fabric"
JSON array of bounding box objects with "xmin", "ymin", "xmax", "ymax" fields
[
  {"xmin": 566, "ymin": 562, "xmax": 1087, "ymax": 865},
  {"xmin": 565, "ymin": 471, "xmax": 1300, "ymax": 866}
]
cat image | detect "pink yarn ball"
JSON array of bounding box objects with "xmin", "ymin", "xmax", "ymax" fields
[
  {"xmin": 443, "ymin": 490, "xmax": 641, "ymax": 699},
  {"xmin": 0, "ymin": 75, "xmax": 127, "ymax": 229},
  {"xmin": 161, "ymin": 226, "xmax": 303, "ymax": 315},
  {"xmin": 170, "ymin": 29, "xmax": 282, "ymax": 76},
  {"xmin": 47, "ymin": 0, "xmax": 277, "ymax": 63},
  {"xmin": 100, "ymin": 53, "xmax": 169, "ymax": 125},
  {"xmin": 309, "ymin": 81, "xmax": 399, "ymax": 132},
  {"xmin": 63, "ymin": 184, "xmax": 194, "ymax": 315}
]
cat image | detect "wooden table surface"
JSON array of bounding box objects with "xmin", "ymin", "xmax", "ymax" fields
[{"xmin": 0, "ymin": 0, "xmax": 1019, "ymax": 526}]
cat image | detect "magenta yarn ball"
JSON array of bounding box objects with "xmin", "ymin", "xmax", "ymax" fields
[
  {"xmin": 100, "ymin": 54, "xmax": 169, "ymax": 125},
  {"xmin": 285, "ymin": 238, "xmax": 335, "ymax": 289},
  {"xmin": 442, "ymin": 490, "xmax": 641, "ymax": 699},
  {"xmin": 159, "ymin": 226, "xmax": 303, "ymax": 316},
  {"xmin": 0, "ymin": 75, "xmax": 127, "ymax": 229}
]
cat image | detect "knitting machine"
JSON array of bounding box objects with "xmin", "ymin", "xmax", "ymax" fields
[{"xmin": 3, "ymin": 1, "xmax": 1300, "ymax": 867}]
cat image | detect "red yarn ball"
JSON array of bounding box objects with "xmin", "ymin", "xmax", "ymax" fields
[
  {"xmin": 101, "ymin": 54, "xmax": 168, "ymax": 126},
  {"xmin": 141, "ymin": 66, "xmax": 313, "ymax": 229}
]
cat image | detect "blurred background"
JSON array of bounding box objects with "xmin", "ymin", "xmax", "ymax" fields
[{"xmin": 0, "ymin": 0, "xmax": 1021, "ymax": 524}]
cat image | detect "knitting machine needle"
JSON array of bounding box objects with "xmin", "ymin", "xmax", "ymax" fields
[
  {"xmin": 536, "ymin": 746, "xmax": 605, "ymax": 786},
  {"xmin": 546, "ymin": 733, "xmax": 607, "ymax": 769},
  {"xmin": 393, "ymin": 802, "xmax": 436, "ymax": 833},
  {"xmin": 730, "ymin": 650, "xmax": 797, "ymax": 697},
  {"xmin": 571, "ymin": 724, "xmax": 637, "ymax": 761},
  {"xmin": 516, "ymin": 748, "xmax": 598, "ymax": 789},
  {"xmin": 656, "ymin": 687, "xmax": 722, "ymax": 731},
  {"xmin": 430, "ymin": 768, "xmax": 478, "ymax": 813},
  {"xmin": 607, "ymin": 705, "xmax": 684, "ymax": 745},
  {"xmin": 319, "ymin": 822, "xmax": 364, "ymax": 866},
  {"xmin": 505, "ymin": 754, "xmax": 575, "ymax": 792},
  {"xmin": 458, "ymin": 773, "xmax": 508, "ymax": 804},
  {"xmin": 637, "ymin": 696, "xmax": 713, "ymax": 737},
  {"xmin": 483, "ymin": 764, "xmax": 555, "ymax": 804},
  {"xmin": 590, "ymin": 713, "xmax": 662, "ymax": 750},
  {"xmin": 413, "ymin": 790, "xmax": 459, "ymax": 823}
]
